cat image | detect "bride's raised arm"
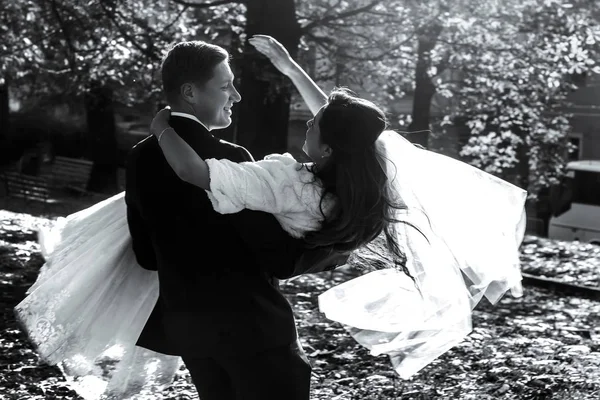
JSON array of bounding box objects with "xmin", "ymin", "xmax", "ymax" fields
[{"xmin": 249, "ymin": 35, "xmax": 327, "ymax": 116}]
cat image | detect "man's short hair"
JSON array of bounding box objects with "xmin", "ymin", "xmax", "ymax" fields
[{"xmin": 161, "ymin": 41, "xmax": 229, "ymax": 104}]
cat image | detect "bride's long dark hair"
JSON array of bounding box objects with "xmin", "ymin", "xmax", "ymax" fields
[{"xmin": 303, "ymin": 88, "xmax": 414, "ymax": 280}]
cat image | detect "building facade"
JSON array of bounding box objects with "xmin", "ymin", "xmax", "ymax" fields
[{"xmin": 567, "ymin": 73, "xmax": 600, "ymax": 161}]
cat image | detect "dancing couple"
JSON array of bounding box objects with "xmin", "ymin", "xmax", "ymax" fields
[{"xmin": 14, "ymin": 35, "xmax": 527, "ymax": 399}]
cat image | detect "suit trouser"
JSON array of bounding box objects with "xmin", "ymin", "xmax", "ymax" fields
[{"xmin": 181, "ymin": 340, "xmax": 312, "ymax": 400}]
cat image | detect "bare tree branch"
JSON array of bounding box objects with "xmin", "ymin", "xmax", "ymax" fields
[
  {"xmin": 305, "ymin": 25, "xmax": 417, "ymax": 64},
  {"xmin": 301, "ymin": 0, "xmax": 382, "ymax": 33},
  {"xmin": 303, "ymin": 32, "xmax": 338, "ymax": 53},
  {"xmin": 162, "ymin": 6, "xmax": 190, "ymax": 32},
  {"xmin": 338, "ymin": 49, "xmax": 397, "ymax": 62},
  {"xmin": 169, "ymin": 0, "xmax": 244, "ymax": 7}
]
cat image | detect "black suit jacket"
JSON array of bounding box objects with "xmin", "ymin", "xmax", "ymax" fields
[{"xmin": 125, "ymin": 116, "xmax": 348, "ymax": 357}]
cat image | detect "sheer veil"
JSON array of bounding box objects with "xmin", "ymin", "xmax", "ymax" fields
[{"xmin": 319, "ymin": 130, "xmax": 527, "ymax": 378}]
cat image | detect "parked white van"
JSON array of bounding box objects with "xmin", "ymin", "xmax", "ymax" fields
[{"xmin": 548, "ymin": 160, "xmax": 600, "ymax": 244}]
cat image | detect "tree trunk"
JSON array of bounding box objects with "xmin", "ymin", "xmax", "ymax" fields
[
  {"xmin": 234, "ymin": 0, "xmax": 302, "ymax": 159},
  {"xmin": 0, "ymin": 81, "xmax": 10, "ymax": 166},
  {"xmin": 85, "ymin": 81, "xmax": 118, "ymax": 193},
  {"xmin": 407, "ymin": 25, "xmax": 443, "ymax": 148}
]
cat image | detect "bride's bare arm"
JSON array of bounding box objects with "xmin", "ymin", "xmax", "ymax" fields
[
  {"xmin": 249, "ymin": 35, "xmax": 327, "ymax": 116},
  {"xmin": 150, "ymin": 108, "xmax": 210, "ymax": 189}
]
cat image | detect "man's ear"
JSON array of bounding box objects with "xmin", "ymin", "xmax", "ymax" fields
[
  {"xmin": 180, "ymin": 83, "xmax": 194, "ymax": 102},
  {"xmin": 321, "ymin": 144, "xmax": 333, "ymax": 158}
]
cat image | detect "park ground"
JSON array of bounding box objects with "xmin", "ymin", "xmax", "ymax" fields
[{"xmin": 1, "ymin": 203, "xmax": 599, "ymax": 400}]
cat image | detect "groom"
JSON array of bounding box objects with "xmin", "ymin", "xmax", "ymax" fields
[{"xmin": 125, "ymin": 41, "xmax": 348, "ymax": 400}]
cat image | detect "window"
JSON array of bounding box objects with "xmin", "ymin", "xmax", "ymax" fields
[{"xmin": 567, "ymin": 133, "xmax": 583, "ymax": 161}]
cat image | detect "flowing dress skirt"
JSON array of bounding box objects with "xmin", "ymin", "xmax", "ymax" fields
[{"xmin": 14, "ymin": 192, "xmax": 181, "ymax": 400}]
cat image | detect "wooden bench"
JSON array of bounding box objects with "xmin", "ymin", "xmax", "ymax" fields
[
  {"xmin": 2, "ymin": 171, "xmax": 51, "ymax": 203},
  {"xmin": 51, "ymin": 156, "xmax": 94, "ymax": 194}
]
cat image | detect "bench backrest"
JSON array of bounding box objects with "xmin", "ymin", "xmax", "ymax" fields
[
  {"xmin": 52, "ymin": 156, "xmax": 93, "ymax": 189},
  {"xmin": 3, "ymin": 171, "xmax": 50, "ymax": 202}
]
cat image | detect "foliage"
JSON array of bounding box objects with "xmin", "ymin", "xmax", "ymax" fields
[
  {"xmin": 3, "ymin": 0, "xmax": 600, "ymax": 193},
  {"xmin": 0, "ymin": 0, "xmax": 245, "ymax": 109},
  {"xmin": 297, "ymin": 0, "xmax": 600, "ymax": 197},
  {"xmin": 296, "ymin": 0, "xmax": 415, "ymax": 103},
  {"xmin": 445, "ymin": 0, "xmax": 600, "ymax": 196}
]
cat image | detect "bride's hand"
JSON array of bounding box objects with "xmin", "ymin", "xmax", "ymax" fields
[
  {"xmin": 150, "ymin": 107, "xmax": 172, "ymax": 138},
  {"xmin": 249, "ymin": 35, "xmax": 296, "ymax": 77}
]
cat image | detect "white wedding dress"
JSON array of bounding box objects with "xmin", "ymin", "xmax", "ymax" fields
[{"xmin": 14, "ymin": 192, "xmax": 181, "ymax": 400}]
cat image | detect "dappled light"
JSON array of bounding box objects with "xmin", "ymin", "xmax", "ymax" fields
[{"xmin": 1, "ymin": 0, "xmax": 600, "ymax": 398}]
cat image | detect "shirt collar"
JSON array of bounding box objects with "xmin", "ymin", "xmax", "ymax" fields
[{"xmin": 170, "ymin": 111, "xmax": 209, "ymax": 131}]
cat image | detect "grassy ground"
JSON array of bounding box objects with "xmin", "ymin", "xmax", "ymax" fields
[{"xmin": 1, "ymin": 204, "xmax": 599, "ymax": 399}]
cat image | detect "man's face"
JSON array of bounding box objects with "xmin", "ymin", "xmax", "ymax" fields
[{"xmin": 188, "ymin": 60, "xmax": 241, "ymax": 130}]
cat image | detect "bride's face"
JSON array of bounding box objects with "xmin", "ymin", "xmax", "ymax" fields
[
  {"xmin": 303, "ymin": 106, "xmax": 332, "ymax": 162},
  {"xmin": 185, "ymin": 61, "xmax": 241, "ymax": 130}
]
